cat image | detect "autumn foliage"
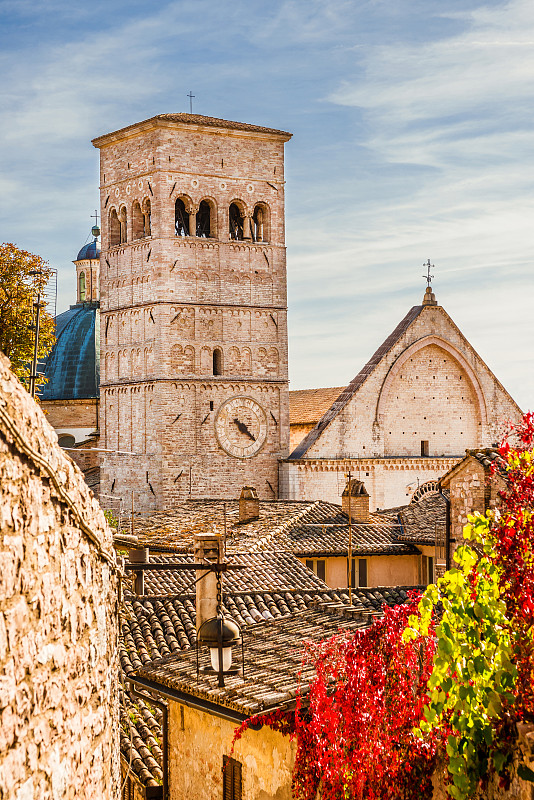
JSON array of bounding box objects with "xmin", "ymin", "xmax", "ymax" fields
[
  {"xmin": 0, "ymin": 242, "xmax": 55, "ymax": 386},
  {"xmin": 233, "ymin": 413, "xmax": 534, "ymax": 800}
]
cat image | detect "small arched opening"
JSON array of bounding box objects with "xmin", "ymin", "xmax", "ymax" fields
[
  {"xmin": 58, "ymin": 434, "xmax": 76, "ymax": 449},
  {"xmin": 142, "ymin": 198, "xmax": 151, "ymax": 237},
  {"xmin": 175, "ymin": 198, "xmax": 189, "ymax": 237},
  {"xmin": 109, "ymin": 209, "xmax": 120, "ymax": 246},
  {"xmin": 229, "ymin": 203, "xmax": 244, "ymax": 241},
  {"xmin": 132, "ymin": 201, "xmax": 144, "ymax": 240},
  {"xmin": 196, "ymin": 200, "xmax": 212, "ymax": 238},
  {"xmin": 213, "ymin": 348, "xmax": 223, "ymax": 376},
  {"xmin": 119, "ymin": 207, "xmax": 127, "ymax": 244},
  {"xmin": 252, "ymin": 203, "xmax": 270, "ymax": 243},
  {"xmin": 79, "ymin": 271, "xmax": 86, "ymax": 302}
]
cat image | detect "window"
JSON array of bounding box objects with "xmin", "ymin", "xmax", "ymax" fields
[
  {"xmin": 119, "ymin": 207, "xmax": 127, "ymax": 244},
  {"xmin": 79, "ymin": 272, "xmax": 86, "ymax": 302},
  {"xmin": 109, "ymin": 209, "xmax": 120, "ymax": 246},
  {"xmin": 421, "ymin": 440, "xmax": 429, "ymax": 457},
  {"xmin": 58, "ymin": 434, "xmax": 75, "ymax": 449},
  {"xmin": 223, "ymin": 756, "xmax": 242, "ymax": 800},
  {"xmin": 132, "ymin": 201, "xmax": 144, "ymax": 240},
  {"xmin": 196, "ymin": 200, "xmax": 211, "ymax": 237},
  {"xmin": 229, "ymin": 204, "xmax": 244, "ymax": 240},
  {"xmin": 350, "ymin": 558, "xmax": 368, "ymax": 588},
  {"xmin": 422, "ymin": 555, "xmax": 434, "ymax": 585},
  {"xmin": 142, "ymin": 198, "xmax": 151, "ymax": 237},
  {"xmin": 305, "ymin": 559, "xmax": 326, "ymax": 581},
  {"xmin": 252, "ymin": 203, "xmax": 269, "ymax": 242},
  {"xmin": 175, "ymin": 198, "xmax": 189, "ymax": 236},
  {"xmin": 213, "ymin": 348, "xmax": 222, "ymax": 376}
]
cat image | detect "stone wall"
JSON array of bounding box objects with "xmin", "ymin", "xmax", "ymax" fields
[
  {"xmin": 168, "ymin": 701, "xmax": 295, "ymax": 800},
  {"xmin": 0, "ymin": 352, "xmax": 119, "ymax": 800}
]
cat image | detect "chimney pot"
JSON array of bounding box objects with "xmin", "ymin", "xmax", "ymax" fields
[
  {"xmin": 342, "ymin": 479, "xmax": 370, "ymax": 523},
  {"xmin": 239, "ymin": 486, "xmax": 259, "ymax": 524}
]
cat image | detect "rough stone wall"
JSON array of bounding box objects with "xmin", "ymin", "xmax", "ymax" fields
[
  {"xmin": 444, "ymin": 457, "xmax": 505, "ymax": 555},
  {"xmin": 168, "ymin": 701, "xmax": 295, "ymax": 800},
  {"xmin": 95, "ymin": 119, "xmax": 291, "ymax": 511},
  {"xmin": 0, "ymin": 353, "xmax": 119, "ymax": 800}
]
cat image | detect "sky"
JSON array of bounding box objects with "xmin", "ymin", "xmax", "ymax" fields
[{"xmin": 1, "ymin": 0, "xmax": 533, "ymax": 409}]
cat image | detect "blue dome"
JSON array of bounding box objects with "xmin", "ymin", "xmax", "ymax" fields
[
  {"xmin": 39, "ymin": 304, "xmax": 100, "ymax": 400},
  {"xmin": 76, "ymin": 239, "xmax": 101, "ymax": 261}
]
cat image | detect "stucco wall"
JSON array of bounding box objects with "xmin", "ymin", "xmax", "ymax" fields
[
  {"xmin": 168, "ymin": 701, "xmax": 295, "ymax": 800},
  {"xmin": 0, "ymin": 353, "xmax": 119, "ymax": 800}
]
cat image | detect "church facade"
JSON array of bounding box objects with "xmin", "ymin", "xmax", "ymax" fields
[
  {"xmin": 92, "ymin": 114, "xmax": 292, "ymax": 513},
  {"xmin": 281, "ymin": 285, "xmax": 522, "ymax": 510}
]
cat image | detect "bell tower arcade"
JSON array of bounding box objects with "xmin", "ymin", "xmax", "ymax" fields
[{"xmin": 93, "ymin": 114, "xmax": 292, "ymax": 511}]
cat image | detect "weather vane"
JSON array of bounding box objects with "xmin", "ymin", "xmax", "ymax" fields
[
  {"xmin": 423, "ymin": 258, "xmax": 435, "ymax": 287},
  {"xmin": 187, "ymin": 91, "xmax": 195, "ymax": 113}
]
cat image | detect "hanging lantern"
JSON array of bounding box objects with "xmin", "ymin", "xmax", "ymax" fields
[{"xmin": 196, "ymin": 614, "xmax": 243, "ymax": 688}]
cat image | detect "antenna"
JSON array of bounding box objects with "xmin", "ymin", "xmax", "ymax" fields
[{"xmin": 187, "ymin": 91, "xmax": 195, "ymax": 113}]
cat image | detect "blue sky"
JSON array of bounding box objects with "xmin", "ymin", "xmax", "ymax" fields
[{"xmin": 1, "ymin": 0, "xmax": 533, "ymax": 409}]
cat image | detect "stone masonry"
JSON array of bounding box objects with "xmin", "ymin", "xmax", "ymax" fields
[
  {"xmin": 282, "ymin": 290, "xmax": 522, "ymax": 509},
  {"xmin": 93, "ymin": 114, "xmax": 292, "ymax": 512},
  {"xmin": 0, "ymin": 352, "xmax": 119, "ymax": 800}
]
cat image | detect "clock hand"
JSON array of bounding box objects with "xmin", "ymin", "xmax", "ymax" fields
[{"xmin": 233, "ymin": 418, "xmax": 256, "ymax": 442}]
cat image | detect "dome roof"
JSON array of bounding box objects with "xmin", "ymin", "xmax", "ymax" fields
[
  {"xmin": 39, "ymin": 304, "xmax": 100, "ymax": 400},
  {"xmin": 76, "ymin": 239, "xmax": 101, "ymax": 261}
]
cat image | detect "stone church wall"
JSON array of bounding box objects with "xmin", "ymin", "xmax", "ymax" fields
[{"xmin": 0, "ymin": 353, "xmax": 119, "ymax": 800}]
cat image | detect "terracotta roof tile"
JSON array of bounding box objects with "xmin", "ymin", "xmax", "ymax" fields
[{"xmin": 289, "ymin": 387, "xmax": 345, "ymax": 425}]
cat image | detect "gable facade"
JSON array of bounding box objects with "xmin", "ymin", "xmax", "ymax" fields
[{"xmin": 281, "ymin": 288, "xmax": 521, "ymax": 510}]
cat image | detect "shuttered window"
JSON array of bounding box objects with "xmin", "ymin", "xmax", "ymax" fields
[{"xmin": 223, "ymin": 755, "xmax": 242, "ymax": 800}]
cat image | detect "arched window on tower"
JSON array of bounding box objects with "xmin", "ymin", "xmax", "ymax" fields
[
  {"xmin": 79, "ymin": 271, "xmax": 86, "ymax": 302},
  {"xmin": 132, "ymin": 201, "xmax": 143, "ymax": 240},
  {"xmin": 119, "ymin": 207, "xmax": 127, "ymax": 244},
  {"xmin": 213, "ymin": 348, "xmax": 222, "ymax": 376},
  {"xmin": 109, "ymin": 209, "xmax": 120, "ymax": 246},
  {"xmin": 175, "ymin": 199, "xmax": 189, "ymax": 237},
  {"xmin": 196, "ymin": 200, "xmax": 211, "ymax": 238},
  {"xmin": 143, "ymin": 199, "xmax": 151, "ymax": 237},
  {"xmin": 229, "ymin": 204, "xmax": 244, "ymax": 241},
  {"xmin": 252, "ymin": 203, "xmax": 270, "ymax": 243}
]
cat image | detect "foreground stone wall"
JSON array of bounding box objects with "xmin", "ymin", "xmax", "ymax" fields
[{"xmin": 0, "ymin": 352, "xmax": 119, "ymax": 799}]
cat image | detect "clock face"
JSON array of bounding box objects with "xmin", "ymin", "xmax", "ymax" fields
[{"xmin": 215, "ymin": 396, "xmax": 268, "ymax": 459}]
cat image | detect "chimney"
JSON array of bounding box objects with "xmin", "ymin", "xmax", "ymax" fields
[
  {"xmin": 342, "ymin": 479, "xmax": 370, "ymax": 523},
  {"xmin": 194, "ymin": 534, "xmax": 224, "ymax": 632},
  {"xmin": 239, "ymin": 486, "xmax": 259, "ymax": 524}
]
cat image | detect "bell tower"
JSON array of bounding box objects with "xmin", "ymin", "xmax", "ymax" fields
[{"xmin": 93, "ymin": 114, "xmax": 292, "ymax": 511}]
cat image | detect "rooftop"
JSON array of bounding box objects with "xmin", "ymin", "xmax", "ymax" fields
[{"xmin": 93, "ymin": 114, "xmax": 292, "ymax": 147}]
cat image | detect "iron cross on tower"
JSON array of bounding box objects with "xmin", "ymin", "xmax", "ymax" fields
[
  {"xmin": 187, "ymin": 91, "xmax": 195, "ymax": 113},
  {"xmin": 423, "ymin": 258, "xmax": 435, "ymax": 287}
]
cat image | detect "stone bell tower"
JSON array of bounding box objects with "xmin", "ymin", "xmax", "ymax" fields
[{"xmin": 92, "ymin": 114, "xmax": 292, "ymax": 512}]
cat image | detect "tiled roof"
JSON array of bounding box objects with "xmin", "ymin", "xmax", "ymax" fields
[
  {"xmin": 120, "ymin": 582, "xmax": 422, "ymax": 786},
  {"xmin": 126, "ymin": 499, "xmax": 417, "ymax": 558},
  {"xmin": 397, "ymin": 492, "xmax": 448, "ymax": 545},
  {"xmin": 128, "ymin": 500, "xmax": 315, "ymax": 553},
  {"xmin": 93, "ymin": 114, "xmax": 291, "ymax": 145},
  {"xmin": 280, "ymin": 501, "xmax": 417, "ymax": 557},
  {"xmin": 131, "ymin": 589, "xmax": 420, "ymax": 717},
  {"xmin": 129, "ymin": 550, "xmax": 329, "ymax": 596},
  {"xmin": 288, "ymin": 305, "xmax": 425, "ymax": 459},
  {"xmin": 289, "ymin": 387, "xmax": 345, "ymax": 425}
]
